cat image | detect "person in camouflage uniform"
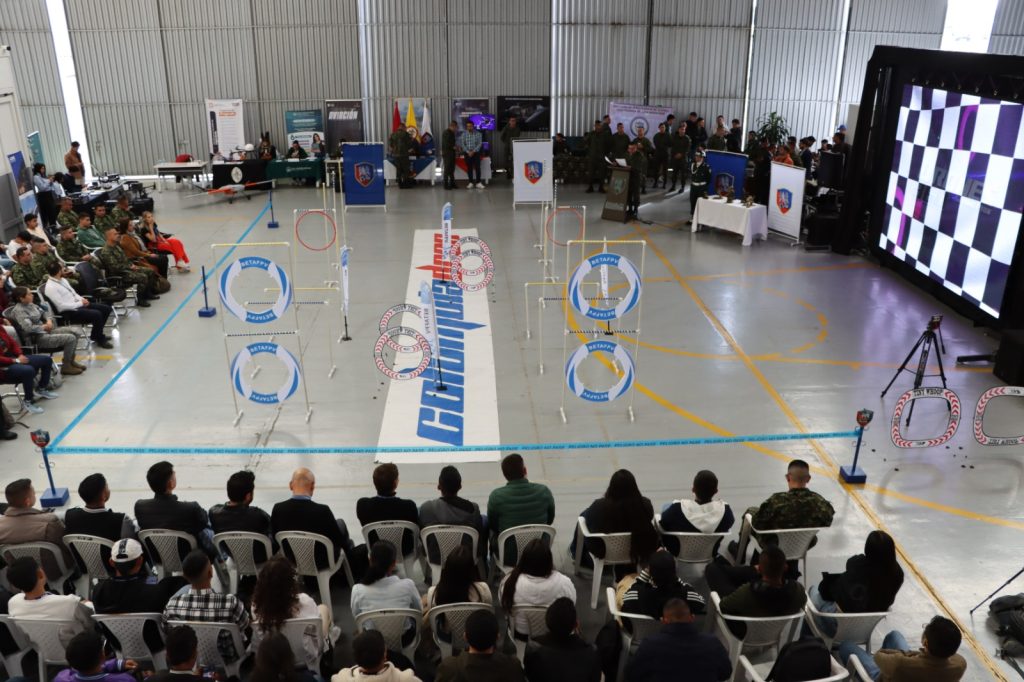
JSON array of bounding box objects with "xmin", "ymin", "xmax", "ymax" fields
[
  {"xmin": 56, "ymin": 225, "xmax": 94, "ymax": 264},
  {"xmin": 56, "ymin": 197, "xmax": 79, "ymax": 232},
  {"xmin": 632, "ymin": 126, "xmax": 653, "ymax": 194},
  {"xmin": 9, "ymin": 247, "xmax": 42, "ymax": 288},
  {"xmin": 499, "ymin": 115, "xmax": 521, "ymax": 178},
  {"xmin": 95, "ymin": 227, "xmax": 156, "ymax": 306},
  {"xmin": 388, "ymin": 126, "xmax": 413, "ymax": 185},
  {"xmin": 707, "ymin": 126, "xmax": 728, "ymax": 151},
  {"xmin": 669, "ymin": 123, "xmax": 691, "ymax": 192},
  {"xmin": 441, "ymin": 120, "xmax": 458, "ymax": 190},
  {"xmin": 31, "ymin": 239, "xmax": 84, "ymax": 293},
  {"xmin": 626, "ymin": 142, "xmax": 645, "ymax": 219},
  {"xmin": 92, "ymin": 204, "xmax": 116, "ymax": 235},
  {"xmin": 584, "ymin": 120, "xmax": 608, "ymax": 193},
  {"xmin": 651, "ymin": 122, "xmax": 671, "ymax": 189},
  {"xmin": 110, "ymin": 195, "xmax": 136, "ymax": 225}
]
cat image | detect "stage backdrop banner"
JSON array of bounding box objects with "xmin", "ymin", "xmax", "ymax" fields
[
  {"xmin": 205, "ymin": 99, "xmax": 245, "ymax": 156},
  {"xmin": 342, "ymin": 142, "xmax": 385, "ymax": 206},
  {"xmin": 768, "ymin": 161, "xmax": 805, "ymax": 239},
  {"xmin": 512, "ymin": 138, "xmax": 553, "ymax": 204},
  {"xmin": 325, "ymin": 99, "xmax": 364, "ymax": 151},
  {"xmin": 496, "ymin": 96, "xmax": 550, "ymax": 132},
  {"xmin": 609, "ymin": 101, "xmax": 674, "ymax": 137},
  {"xmin": 705, "ymin": 150, "xmax": 748, "ymax": 199},
  {"xmin": 285, "ymin": 109, "xmax": 324, "ymax": 151}
]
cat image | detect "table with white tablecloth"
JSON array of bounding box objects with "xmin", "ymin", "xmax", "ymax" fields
[{"xmin": 692, "ymin": 197, "xmax": 768, "ymax": 246}]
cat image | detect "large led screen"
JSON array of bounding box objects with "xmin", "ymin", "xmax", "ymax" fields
[{"xmin": 879, "ymin": 85, "xmax": 1024, "ymax": 318}]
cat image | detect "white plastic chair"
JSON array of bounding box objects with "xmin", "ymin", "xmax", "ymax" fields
[
  {"xmin": 655, "ymin": 514, "xmax": 728, "ymax": 576},
  {"xmin": 92, "ymin": 612, "xmax": 167, "ymax": 670},
  {"xmin": 507, "ymin": 604, "xmax": 550, "ymax": 661},
  {"xmin": 710, "ymin": 591, "xmax": 804, "ymax": 677},
  {"xmin": 275, "ymin": 530, "xmax": 354, "ymax": 618},
  {"xmin": 7, "ymin": 617, "xmax": 77, "ymax": 682},
  {"xmin": 361, "ymin": 520, "xmax": 425, "ymax": 580},
  {"xmin": 212, "ymin": 531, "xmax": 274, "ymax": 594},
  {"xmin": 167, "ymin": 620, "xmax": 250, "ymax": 679},
  {"xmin": 847, "ymin": 655, "xmax": 872, "ymax": 681},
  {"xmin": 63, "ymin": 534, "xmax": 115, "ymax": 597},
  {"xmin": 495, "ymin": 524, "xmax": 557, "ymax": 578},
  {"xmin": 420, "ymin": 525, "xmax": 479, "ymax": 580},
  {"xmin": 0, "ymin": 614, "xmax": 32, "ymax": 678},
  {"xmin": 606, "ymin": 586, "xmax": 661, "ymax": 681},
  {"xmin": 0, "ymin": 542, "xmax": 77, "ymax": 595},
  {"xmin": 733, "ymin": 513, "xmax": 825, "ymax": 584},
  {"xmin": 354, "ymin": 608, "xmax": 421, "ymax": 661},
  {"xmin": 804, "ymin": 596, "xmax": 887, "ymax": 652},
  {"xmin": 279, "ymin": 616, "xmax": 326, "ymax": 673},
  {"xmin": 138, "ymin": 529, "xmax": 197, "ymax": 579},
  {"xmin": 572, "ymin": 516, "xmax": 634, "ymax": 608},
  {"xmin": 426, "ymin": 602, "xmax": 494, "ymax": 658},
  {"xmin": 740, "ymin": 653, "xmax": 849, "ymax": 681}
]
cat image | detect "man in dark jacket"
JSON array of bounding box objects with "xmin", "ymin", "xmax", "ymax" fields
[
  {"xmin": 271, "ymin": 467, "xmax": 354, "ymax": 570},
  {"xmin": 147, "ymin": 625, "xmax": 205, "ymax": 682},
  {"xmin": 609, "ymin": 122, "xmax": 630, "ymax": 160},
  {"xmin": 442, "ymin": 120, "xmax": 458, "ymax": 190},
  {"xmin": 419, "ymin": 465, "xmax": 485, "ymax": 560},
  {"xmin": 626, "ymin": 598, "xmax": 731, "ymax": 682},
  {"xmin": 651, "ymin": 122, "xmax": 671, "ymax": 189},
  {"xmin": 65, "ymin": 473, "xmax": 136, "ymax": 543},
  {"xmin": 356, "ymin": 463, "xmax": 418, "ymax": 555},
  {"xmin": 668, "ymin": 124, "xmax": 690, "ymax": 192},
  {"xmin": 436, "ymin": 609, "xmax": 524, "ymax": 682},
  {"xmin": 134, "ymin": 461, "xmax": 216, "ymax": 559},
  {"xmin": 717, "ymin": 546, "xmax": 807, "ymax": 637},
  {"xmin": 659, "ymin": 469, "xmax": 734, "ymax": 555},
  {"xmin": 209, "ymin": 470, "xmax": 275, "ymax": 560},
  {"xmin": 524, "ymin": 598, "xmax": 601, "ymax": 682},
  {"xmin": 727, "ymin": 118, "xmax": 744, "ymax": 153},
  {"xmin": 487, "ymin": 454, "xmax": 555, "ymax": 542},
  {"xmin": 584, "ymin": 120, "xmax": 607, "ymax": 193}
]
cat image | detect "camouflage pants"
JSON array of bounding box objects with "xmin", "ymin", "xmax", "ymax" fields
[{"xmin": 113, "ymin": 269, "xmax": 153, "ymax": 298}]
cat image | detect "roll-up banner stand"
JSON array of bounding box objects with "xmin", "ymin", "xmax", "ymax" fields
[
  {"xmin": 512, "ymin": 138, "xmax": 553, "ymax": 207},
  {"xmin": 768, "ymin": 161, "xmax": 805, "ymax": 240},
  {"xmin": 206, "ymin": 99, "xmax": 245, "ymax": 157},
  {"xmin": 342, "ymin": 142, "xmax": 386, "ymax": 209}
]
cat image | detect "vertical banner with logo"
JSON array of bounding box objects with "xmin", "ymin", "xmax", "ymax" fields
[
  {"xmin": 325, "ymin": 99, "xmax": 364, "ymax": 152},
  {"xmin": 205, "ymin": 99, "xmax": 245, "ymax": 156},
  {"xmin": 705, "ymin": 150, "xmax": 748, "ymax": 199},
  {"xmin": 768, "ymin": 161, "xmax": 805, "ymax": 239},
  {"xmin": 26, "ymin": 132, "xmax": 44, "ymax": 166},
  {"xmin": 342, "ymin": 142, "xmax": 385, "ymax": 206},
  {"xmin": 6, "ymin": 151, "xmax": 36, "ymax": 216},
  {"xmin": 441, "ymin": 203, "xmax": 452, "ymax": 264},
  {"xmin": 512, "ymin": 139, "xmax": 553, "ymax": 205},
  {"xmin": 284, "ymin": 109, "xmax": 324, "ymax": 150},
  {"xmin": 608, "ymin": 101, "xmax": 674, "ymax": 137}
]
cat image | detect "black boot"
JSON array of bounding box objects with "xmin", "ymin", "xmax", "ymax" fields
[{"xmin": 0, "ymin": 427, "xmax": 16, "ymax": 441}]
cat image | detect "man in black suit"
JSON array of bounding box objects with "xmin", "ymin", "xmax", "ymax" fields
[
  {"xmin": 65, "ymin": 473, "xmax": 136, "ymax": 542},
  {"xmin": 209, "ymin": 470, "xmax": 275, "ymax": 560},
  {"xmin": 271, "ymin": 467, "xmax": 354, "ymax": 570},
  {"xmin": 148, "ymin": 625, "xmax": 205, "ymax": 682},
  {"xmin": 134, "ymin": 461, "xmax": 217, "ymax": 560},
  {"xmin": 356, "ymin": 463, "xmax": 418, "ymax": 555}
]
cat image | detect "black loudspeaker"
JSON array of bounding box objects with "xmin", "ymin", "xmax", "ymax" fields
[
  {"xmin": 994, "ymin": 330, "xmax": 1024, "ymax": 384},
  {"xmin": 804, "ymin": 212, "xmax": 839, "ymax": 248}
]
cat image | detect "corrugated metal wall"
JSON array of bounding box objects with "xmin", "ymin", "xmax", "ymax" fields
[
  {"xmin": 990, "ymin": 0, "xmax": 1024, "ymax": 55},
  {"xmin": 0, "ymin": 0, "xmax": 70, "ymax": 169}
]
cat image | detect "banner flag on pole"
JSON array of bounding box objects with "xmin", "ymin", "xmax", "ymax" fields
[
  {"xmin": 392, "ymin": 101, "xmax": 402, "ymax": 132},
  {"xmin": 341, "ymin": 246, "xmax": 351, "ymax": 316},
  {"xmin": 418, "ymin": 281, "xmax": 440, "ymax": 358},
  {"xmin": 704, "ymin": 150, "xmax": 748, "ymax": 199},
  {"xmin": 441, "ymin": 203, "xmax": 453, "ymax": 266},
  {"xmin": 421, "ymin": 104, "xmax": 432, "ymax": 140},
  {"xmin": 405, "ymin": 100, "xmax": 418, "ymax": 139}
]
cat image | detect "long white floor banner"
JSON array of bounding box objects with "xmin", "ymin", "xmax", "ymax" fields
[{"xmin": 376, "ymin": 228, "xmax": 500, "ymax": 463}]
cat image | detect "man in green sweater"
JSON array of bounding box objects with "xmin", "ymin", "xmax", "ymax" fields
[
  {"xmin": 76, "ymin": 213, "xmax": 106, "ymax": 249},
  {"xmin": 486, "ymin": 453, "xmax": 555, "ymax": 554}
]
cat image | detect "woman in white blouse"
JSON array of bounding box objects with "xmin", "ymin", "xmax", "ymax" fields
[
  {"xmin": 499, "ymin": 538, "xmax": 576, "ymax": 635},
  {"xmin": 250, "ymin": 556, "xmax": 332, "ymax": 672}
]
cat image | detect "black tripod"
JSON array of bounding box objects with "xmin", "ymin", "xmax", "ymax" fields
[
  {"xmin": 970, "ymin": 565, "xmax": 1024, "ymax": 614},
  {"xmin": 881, "ymin": 315, "xmax": 948, "ymax": 427}
]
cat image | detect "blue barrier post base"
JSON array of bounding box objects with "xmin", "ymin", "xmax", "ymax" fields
[
  {"xmin": 268, "ymin": 220, "xmax": 280, "ymax": 229},
  {"xmin": 40, "ymin": 486, "xmax": 69, "ymax": 507},
  {"xmin": 839, "ymin": 465, "xmax": 867, "ymax": 484},
  {"xmin": 198, "ymin": 307, "xmax": 217, "ymax": 318}
]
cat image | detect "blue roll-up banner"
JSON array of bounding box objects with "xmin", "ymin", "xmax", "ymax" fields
[
  {"xmin": 705, "ymin": 150, "xmax": 748, "ymax": 198},
  {"xmin": 343, "ymin": 142, "xmax": 385, "ymax": 206}
]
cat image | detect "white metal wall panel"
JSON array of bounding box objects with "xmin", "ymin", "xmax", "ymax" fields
[
  {"xmin": 554, "ymin": 0, "xmax": 648, "ymax": 24},
  {"xmin": 989, "ymin": 35, "xmax": 1024, "ymax": 56},
  {"xmin": 991, "ymin": 0, "xmax": 1024, "ymax": 52},
  {"xmin": 839, "ymin": 31, "xmax": 941, "ymax": 107},
  {"xmin": 0, "ymin": 0, "xmax": 69, "ymax": 167}
]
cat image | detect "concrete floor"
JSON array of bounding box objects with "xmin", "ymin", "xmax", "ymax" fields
[{"xmin": 3, "ymin": 179, "xmax": 1022, "ymax": 680}]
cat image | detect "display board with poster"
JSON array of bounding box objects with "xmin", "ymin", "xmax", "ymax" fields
[
  {"xmin": 343, "ymin": 142, "xmax": 385, "ymax": 208},
  {"xmin": 705, "ymin": 150, "xmax": 748, "ymax": 199},
  {"xmin": 325, "ymin": 99, "xmax": 364, "ymax": 153},
  {"xmin": 206, "ymin": 99, "xmax": 245, "ymax": 157},
  {"xmin": 496, "ymin": 96, "xmax": 550, "ymax": 132},
  {"xmin": 512, "ymin": 139, "xmax": 553, "ymax": 205},
  {"xmin": 451, "ymin": 98, "xmax": 493, "ymax": 132},
  {"xmin": 285, "ymin": 110, "xmax": 324, "ymax": 152},
  {"xmin": 26, "ymin": 131, "xmax": 43, "ymax": 166},
  {"xmin": 608, "ymin": 102, "xmax": 674, "ymax": 138},
  {"xmin": 6, "ymin": 151, "xmax": 35, "ymax": 216},
  {"xmin": 768, "ymin": 161, "xmax": 805, "ymax": 240}
]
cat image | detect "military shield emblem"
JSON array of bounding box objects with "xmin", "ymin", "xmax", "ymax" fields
[
  {"xmin": 714, "ymin": 172, "xmax": 734, "ymax": 195},
  {"xmin": 611, "ymin": 176, "xmax": 626, "ymax": 195},
  {"xmin": 354, "ymin": 162, "xmax": 374, "ymax": 188},
  {"xmin": 524, "ymin": 160, "xmax": 543, "ymax": 185},
  {"xmin": 776, "ymin": 188, "xmax": 793, "ymax": 214}
]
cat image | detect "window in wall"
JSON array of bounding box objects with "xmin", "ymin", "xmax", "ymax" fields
[
  {"xmin": 45, "ymin": 0, "xmax": 89, "ymax": 177},
  {"xmin": 940, "ymin": 0, "xmax": 998, "ymax": 53}
]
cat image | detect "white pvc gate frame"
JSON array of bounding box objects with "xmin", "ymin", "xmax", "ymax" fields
[
  {"xmin": 536, "ymin": 204, "xmax": 586, "ymax": 284},
  {"xmin": 213, "ymin": 240, "xmax": 312, "ymax": 425}
]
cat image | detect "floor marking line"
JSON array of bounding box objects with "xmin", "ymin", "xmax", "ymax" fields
[
  {"xmin": 46, "ymin": 201, "xmax": 272, "ymax": 453},
  {"xmin": 682, "ymin": 262, "xmax": 874, "ymax": 281}
]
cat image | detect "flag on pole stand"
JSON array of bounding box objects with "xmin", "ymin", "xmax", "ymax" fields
[
  {"xmin": 418, "ymin": 281, "xmax": 445, "ymax": 390},
  {"xmin": 441, "ymin": 202, "xmax": 453, "ymax": 279},
  {"xmin": 392, "ymin": 101, "xmax": 402, "ymax": 132},
  {"xmin": 341, "ymin": 246, "xmax": 351, "ymax": 317}
]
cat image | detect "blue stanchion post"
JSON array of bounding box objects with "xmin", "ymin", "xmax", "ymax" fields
[
  {"xmin": 33, "ymin": 431, "xmax": 68, "ymax": 507},
  {"xmin": 267, "ymin": 189, "xmax": 279, "ymax": 228},
  {"xmin": 198, "ymin": 265, "xmax": 216, "ymax": 318},
  {"xmin": 840, "ymin": 409, "xmax": 873, "ymax": 484}
]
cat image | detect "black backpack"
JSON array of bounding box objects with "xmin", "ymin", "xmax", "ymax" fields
[
  {"xmin": 766, "ymin": 636, "xmax": 832, "ymax": 681},
  {"xmin": 991, "ymin": 595, "xmax": 1024, "ymax": 656}
]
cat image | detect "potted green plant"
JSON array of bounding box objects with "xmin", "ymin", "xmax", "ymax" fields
[{"xmin": 755, "ymin": 112, "xmax": 790, "ymax": 146}]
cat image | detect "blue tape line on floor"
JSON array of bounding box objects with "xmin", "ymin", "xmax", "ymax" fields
[
  {"xmin": 46, "ymin": 429, "xmax": 861, "ymax": 455},
  {"xmin": 47, "ymin": 201, "xmax": 273, "ymax": 452}
]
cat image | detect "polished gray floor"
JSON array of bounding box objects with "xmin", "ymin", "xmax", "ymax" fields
[{"xmin": 3, "ymin": 179, "xmax": 1022, "ymax": 679}]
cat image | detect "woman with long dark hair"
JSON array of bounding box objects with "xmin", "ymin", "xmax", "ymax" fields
[
  {"xmin": 572, "ymin": 469, "xmax": 659, "ymax": 570},
  {"xmin": 250, "ymin": 557, "xmax": 331, "ymax": 672},
  {"xmin": 423, "ymin": 545, "xmax": 491, "ymax": 611},
  {"xmin": 250, "ymin": 632, "xmax": 317, "ymax": 682},
  {"xmin": 351, "ymin": 541, "xmax": 421, "ymax": 618},
  {"xmin": 811, "ymin": 530, "xmax": 904, "ymax": 633},
  {"xmin": 500, "ymin": 539, "xmax": 575, "ymax": 635}
]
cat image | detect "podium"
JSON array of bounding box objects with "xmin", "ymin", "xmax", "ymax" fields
[{"xmin": 601, "ymin": 166, "xmax": 631, "ymax": 223}]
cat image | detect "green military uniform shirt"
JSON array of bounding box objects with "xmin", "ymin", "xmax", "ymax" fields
[
  {"xmin": 441, "ymin": 128, "xmax": 456, "ymax": 162},
  {"xmin": 10, "ymin": 262, "xmax": 42, "ymax": 288},
  {"xmin": 110, "ymin": 206, "xmax": 135, "ymax": 224},
  {"xmin": 708, "ymin": 135, "xmax": 727, "ymax": 151},
  {"xmin": 500, "ymin": 125, "xmax": 521, "ymax": 151},
  {"xmin": 94, "ymin": 214, "xmax": 116, "ymax": 233},
  {"xmin": 632, "ymin": 135, "xmax": 653, "ymax": 155},
  {"xmin": 57, "ymin": 238, "xmax": 91, "ymax": 263},
  {"xmin": 653, "ymin": 131, "xmax": 671, "ymax": 158},
  {"xmin": 389, "ymin": 129, "xmax": 411, "ymax": 157},
  {"xmin": 585, "ymin": 131, "xmax": 607, "ymax": 171},
  {"xmin": 671, "ymin": 133, "xmax": 691, "ymax": 160},
  {"xmin": 628, "ymin": 149, "xmax": 647, "ymax": 178},
  {"xmin": 610, "ymin": 132, "xmax": 630, "ymax": 159},
  {"xmin": 57, "ymin": 210, "xmax": 80, "ymax": 231},
  {"xmin": 750, "ymin": 488, "xmax": 835, "ymax": 530},
  {"xmin": 96, "ymin": 243, "xmax": 155, "ymax": 293}
]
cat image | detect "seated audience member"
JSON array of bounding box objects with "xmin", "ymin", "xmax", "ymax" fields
[
  {"xmin": 24, "ymin": 212, "xmax": 54, "ymax": 246},
  {"xmin": 55, "ymin": 631, "xmax": 138, "ymax": 682},
  {"xmin": 840, "ymin": 616, "xmax": 967, "ymax": 681},
  {"xmin": 209, "ymin": 469, "xmax": 275, "ymax": 560},
  {"xmin": 419, "ymin": 465, "xmax": 486, "ymax": 560},
  {"xmin": 0, "ymin": 479, "xmax": 73, "ymax": 570},
  {"xmin": 271, "ymin": 467, "xmax": 355, "ymax": 570},
  {"xmin": 659, "ymin": 469, "xmax": 734, "ymax": 555},
  {"xmin": 10, "ymin": 243, "xmax": 43, "ymax": 288},
  {"xmin": 811, "ymin": 530, "xmax": 904, "ymax": 634},
  {"xmin": 423, "ymin": 545, "xmax": 491, "ymax": 613},
  {"xmin": 436, "ymin": 609, "xmax": 525, "ymax": 682},
  {"xmin": 500, "ymin": 539, "xmax": 575, "ymax": 637},
  {"xmin": 333, "ymin": 629, "xmax": 421, "ymax": 681},
  {"xmin": 148, "ymin": 625, "xmax": 205, "ymax": 682},
  {"xmin": 621, "ymin": 549, "xmax": 706, "ymax": 618},
  {"xmin": 350, "ymin": 542, "xmax": 421, "ymax": 627},
  {"xmin": 9, "ymin": 285, "xmax": 86, "ymax": 375},
  {"xmin": 64, "ymin": 473, "xmax": 137, "ymax": 544},
  {"xmin": 43, "ymin": 260, "xmax": 115, "ymax": 348},
  {"xmin": 257, "ymin": 133, "xmax": 277, "ymax": 161},
  {"xmin": 77, "ymin": 211, "xmax": 107, "ymax": 249},
  {"xmin": 96, "ymin": 225, "xmax": 159, "ymax": 306},
  {"xmin": 487, "ymin": 453, "xmax": 555, "ymax": 550},
  {"xmin": 56, "ymin": 224, "xmax": 94, "ymax": 264},
  {"xmin": 626, "ymin": 598, "xmax": 731, "ymax": 682},
  {"xmin": 135, "ymin": 460, "xmax": 218, "ymax": 559},
  {"xmin": 110, "ymin": 195, "xmax": 136, "ymax": 224},
  {"xmin": 0, "ymin": 326, "xmax": 58, "ymax": 414},
  {"xmin": 117, "ymin": 218, "xmax": 169, "ymax": 279},
  {"xmin": 716, "ymin": 546, "xmax": 806, "ymax": 637},
  {"xmin": 250, "ymin": 556, "xmax": 331, "ymax": 671},
  {"xmin": 357, "ymin": 463, "xmax": 419, "ymax": 555},
  {"xmin": 523, "ymin": 597, "xmax": 602, "ymax": 682},
  {"xmin": 285, "ymin": 140, "xmax": 309, "ymax": 159},
  {"xmin": 57, "ymin": 197, "xmax": 80, "ymax": 231},
  {"xmin": 6, "ymin": 231, "xmax": 34, "ymax": 265},
  {"xmin": 164, "ymin": 550, "xmax": 251, "ymax": 660},
  {"xmin": 572, "ymin": 469, "xmax": 658, "ymax": 572},
  {"xmin": 251, "ymin": 632, "xmax": 318, "ymax": 682},
  {"xmin": 6, "ymin": 556, "xmax": 94, "ymax": 647},
  {"xmin": 139, "ymin": 211, "xmax": 190, "ymax": 272}
]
